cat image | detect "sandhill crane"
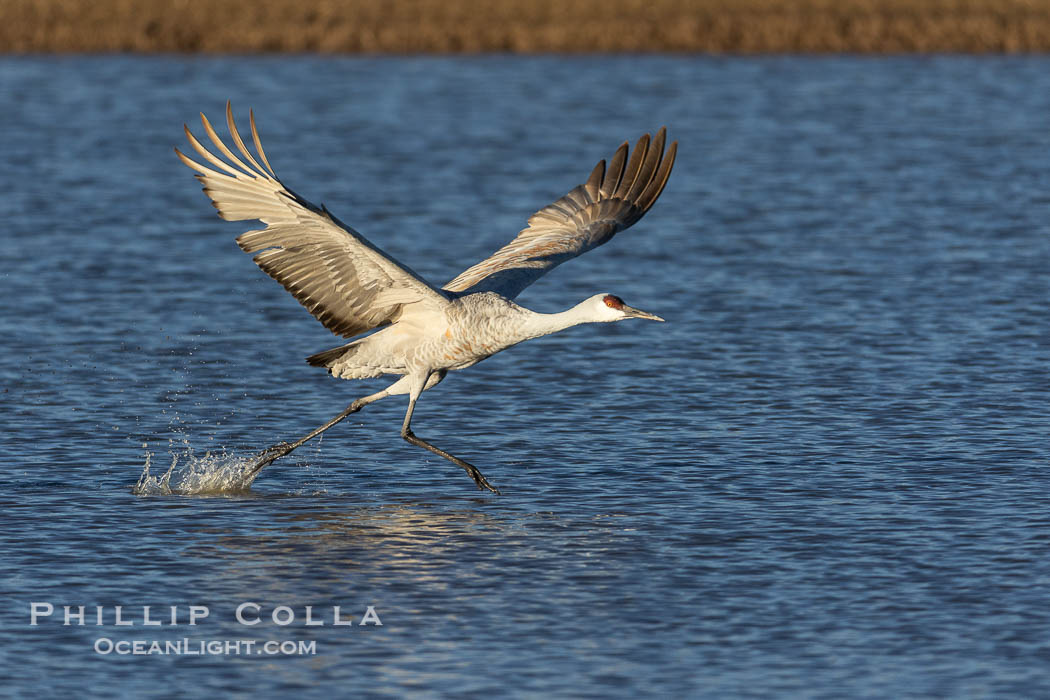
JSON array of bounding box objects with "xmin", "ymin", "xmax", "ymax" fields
[{"xmin": 176, "ymin": 103, "xmax": 676, "ymax": 494}]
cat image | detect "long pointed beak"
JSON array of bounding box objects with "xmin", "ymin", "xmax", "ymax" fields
[{"xmin": 623, "ymin": 305, "xmax": 665, "ymax": 322}]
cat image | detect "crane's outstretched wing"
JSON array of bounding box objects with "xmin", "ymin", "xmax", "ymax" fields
[
  {"xmin": 443, "ymin": 129, "xmax": 676, "ymax": 299},
  {"xmin": 176, "ymin": 102, "xmax": 449, "ymax": 340}
]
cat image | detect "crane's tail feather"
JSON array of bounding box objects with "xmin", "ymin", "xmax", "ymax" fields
[{"xmin": 306, "ymin": 343, "xmax": 358, "ymax": 368}]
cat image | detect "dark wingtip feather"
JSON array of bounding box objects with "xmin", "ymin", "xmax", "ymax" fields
[
  {"xmin": 625, "ymin": 128, "xmax": 666, "ymax": 203},
  {"xmin": 636, "ymin": 138, "xmax": 677, "ymax": 214},
  {"xmin": 601, "ymin": 142, "xmax": 629, "ymax": 198},
  {"xmin": 585, "ymin": 159, "xmax": 605, "ymax": 201},
  {"xmin": 613, "ymin": 133, "xmax": 651, "ymax": 200}
]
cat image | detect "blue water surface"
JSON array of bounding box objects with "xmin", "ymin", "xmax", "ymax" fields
[{"xmin": 1, "ymin": 55, "xmax": 1049, "ymax": 697}]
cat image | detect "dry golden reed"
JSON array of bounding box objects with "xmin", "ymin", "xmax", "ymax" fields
[{"xmin": 3, "ymin": 0, "xmax": 1050, "ymax": 53}]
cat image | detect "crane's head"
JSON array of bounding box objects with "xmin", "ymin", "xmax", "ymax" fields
[{"xmin": 587, "ymin": 294, "xmax": 665, "ymax": 323}]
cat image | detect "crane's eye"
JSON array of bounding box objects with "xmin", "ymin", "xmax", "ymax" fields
[{"xmin": 603, "ymin": 295, "xmax": 625, "ymax": 309}]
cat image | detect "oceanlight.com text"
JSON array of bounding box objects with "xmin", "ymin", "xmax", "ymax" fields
[{"xmin": 94, "ymin": 638, "xmax": 317, "ymax": 656}]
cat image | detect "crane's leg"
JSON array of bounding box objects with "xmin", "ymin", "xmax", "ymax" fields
[
  {"xmin": 245, "ymin": 388, "xmax": 390, "ymax": 477},
  {"xmin": 400, "ymin": 374, "xmax": 500, "ymax": 494}
]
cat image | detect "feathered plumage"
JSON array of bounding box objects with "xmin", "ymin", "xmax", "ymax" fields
[{"xmin": 176, "ymin": 102, "xmax": 676, "ymax": 493}]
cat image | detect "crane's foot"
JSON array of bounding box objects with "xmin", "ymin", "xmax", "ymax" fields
[
  {"xmin": 402, "ymin": 430, "xmax": 501, "ymax": 495},
  {"xmin": 246, "ymin": 441, "xmax": 294, "ymax": 477},
  {"xmin": 466, "ymin": 464, "xmax": 501, "ymax": 495}
]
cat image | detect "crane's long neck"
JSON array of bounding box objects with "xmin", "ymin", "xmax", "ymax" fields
[{"xmin": 516, "ymin": 303, "xmax": 599, "ymax": 342}]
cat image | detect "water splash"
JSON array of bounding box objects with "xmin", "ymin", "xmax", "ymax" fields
[{"xmin": 132, "ymin": 442, "xmax": 263, "ymax": 495}]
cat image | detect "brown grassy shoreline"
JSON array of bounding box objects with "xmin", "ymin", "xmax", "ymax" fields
[{"xmin": 5, "ymin": 0, "xmax": 1050, "ymax": 54}]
